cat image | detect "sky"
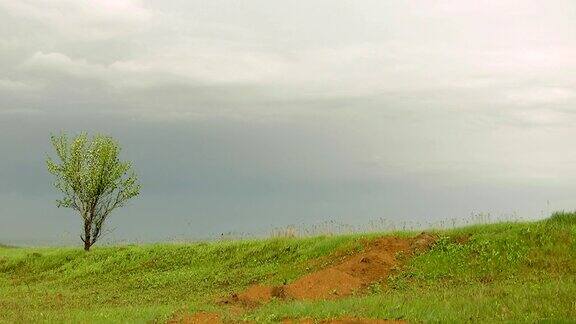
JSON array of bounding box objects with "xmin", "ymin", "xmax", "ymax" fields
[{"xmin": 1, "ymin": 0, "xmax": 575, "ymax": 245}]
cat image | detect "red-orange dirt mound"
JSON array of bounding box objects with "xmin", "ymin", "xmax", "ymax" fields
[
  {"xmin": 235, "ymin": 284, "xmax": 277, "ymax": 305},
  {"xmin": 232, "ymin": 233, "xmax": 436, "ymax": 304}
]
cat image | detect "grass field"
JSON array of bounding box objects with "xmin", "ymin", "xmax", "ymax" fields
[{"xmin": 1, "ymin": 212, "xmax": 575, "ymax": 323}]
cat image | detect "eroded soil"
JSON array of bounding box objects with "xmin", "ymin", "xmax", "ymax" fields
[
  {"xmin": 231, "ymin": 233, "xmax": 435, "ymax": 304},
  {"xmin": 170, "ymin": 233, "xmax": 436, "ymax": 323}
]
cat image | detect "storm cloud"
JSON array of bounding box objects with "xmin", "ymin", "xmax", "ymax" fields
[{"xmin": 1, "ymin": 0, "xmax": 575, "ymax": 245}]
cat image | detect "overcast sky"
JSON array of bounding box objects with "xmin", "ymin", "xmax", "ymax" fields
[{"xmin": 1, "ymin": 0, "xmax": 575, "ymax": 245}]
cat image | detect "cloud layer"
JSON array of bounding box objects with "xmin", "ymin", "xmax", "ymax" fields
[{"xmin": 1, "ymin": 0, "xmax": 576, "ymax": 244}]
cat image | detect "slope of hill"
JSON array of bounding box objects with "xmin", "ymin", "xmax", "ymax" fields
[{"xmin": 0, "ymin": 212, "xmax": 574, "ymax": 323}]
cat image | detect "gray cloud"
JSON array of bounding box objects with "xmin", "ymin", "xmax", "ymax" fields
[{"xmin": 1, "ymin": 0, "xmax": 575, "ymax": 244}]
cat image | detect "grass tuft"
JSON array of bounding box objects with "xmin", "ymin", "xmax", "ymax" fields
[{"xmin": 547, "ymin": 211, "xmax": 576, "ymax": 225}]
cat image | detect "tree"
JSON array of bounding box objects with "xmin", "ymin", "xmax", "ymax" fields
[{"xmin": 47, "ymin": 133, "xmax": 140, "ymax": 251}]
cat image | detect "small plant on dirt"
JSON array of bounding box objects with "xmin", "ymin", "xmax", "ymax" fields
[{"xmin": 46, "ymin": 132, "xmax": 141, "ymax": 251}]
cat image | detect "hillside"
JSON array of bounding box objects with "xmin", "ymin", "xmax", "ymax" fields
[{"xmin": 1, "ymin": 212, "xmax": 575, "ymax": 323}]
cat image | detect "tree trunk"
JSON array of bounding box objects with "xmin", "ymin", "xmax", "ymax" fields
[{"xmin": 83, "ymin": 219, "xmax": 92, "ymax": 251}]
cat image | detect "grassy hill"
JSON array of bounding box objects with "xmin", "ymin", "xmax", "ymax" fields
[{"xmin": 1, "ymin": 212, "xmax": 575, "ymax": 323}]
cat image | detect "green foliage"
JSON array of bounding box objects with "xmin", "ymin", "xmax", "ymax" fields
[{"xmin": 46, "ymin": 132, "xmax": 140, "ymax": 250}]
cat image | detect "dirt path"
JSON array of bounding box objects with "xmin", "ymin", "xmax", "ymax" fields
[
  {"xmin": 232, "ymin": 233, "xmax": 435, "ymax": 304},
  {"xmin": 169, "ymin": 233, "xmax": 435, "ymax": 323}
]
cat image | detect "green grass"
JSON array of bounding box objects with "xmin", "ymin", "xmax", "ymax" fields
[
  {"xmin": 1, "ymin": 212, "xmax": 575, "ymax": 323},
  {"xmin": 246, "ymin": 215, "xmax": 576, "ymax": 323},
  {"xmin": 0, "ymin": 233, "xmax": 365, "ymax": 323}
]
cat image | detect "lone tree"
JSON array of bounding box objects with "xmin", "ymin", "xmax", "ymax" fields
[{"xmin": 47, "ymin": 133, "xmax": 140, "ymax": 251}]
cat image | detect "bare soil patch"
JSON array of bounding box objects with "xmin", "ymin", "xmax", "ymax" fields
[
  {"xmin": 230, "ymin": 233, "xmax": 436, "ymax": 304},
  {"xmin": 169, "ymin": 234, "xmax": 435, "ymax": 323},
  {"xmin": 452, "ymin": 234, "xmax": 472, "ymax": 245}
]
